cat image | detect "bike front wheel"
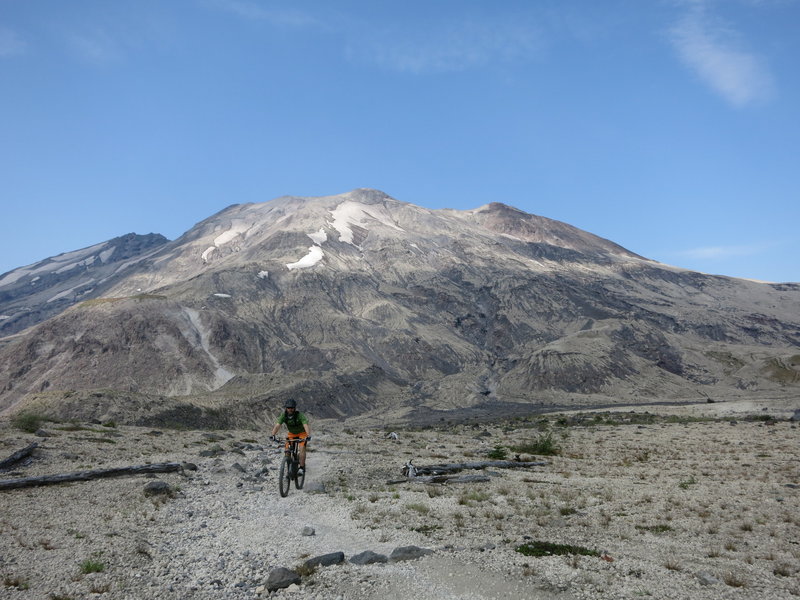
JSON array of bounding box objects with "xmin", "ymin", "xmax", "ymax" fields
[{"xmin": 278, "ymin": 456, "xmax": 291, "ymax": 497}]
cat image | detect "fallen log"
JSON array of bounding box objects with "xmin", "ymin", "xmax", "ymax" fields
[
  {"xmin": 0, "ymin": 442, "xmax": 39, "ymax": 471},
  {"xmin": 388, "ymin": 474, "xmax": 492, "ymax": 485},
  {"xmin": 0, "ymin": 462, "xmax": 183, "ymax": 491},
  {"xmin": 414, "ymin": 460, "xmax": 549, "ymax": 476}
]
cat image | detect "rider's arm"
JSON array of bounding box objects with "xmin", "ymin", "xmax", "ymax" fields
[
  {"xmin": 271, "ymin": 412, "xmax": 286, "ymax": 438},
  {"xmin": 299, "ymin": 412, "xmax": 310, "ymax": 437}
]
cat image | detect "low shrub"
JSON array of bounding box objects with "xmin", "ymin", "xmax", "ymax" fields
[
  {"xmin": 79, "ymin": 559, "xmax": 105, "ymax": 574},
  {"xmin": 487, "ymin": 445, "xmax": 508, "ymax": 460},
  {"xmin": 635, "ymin": 524, "xmax": 673, "ymax": 534},
  {"xmin": 513, "ymin": 432, "xmax": 561, "ymax": 456},
  {"xmin": 11, "ymin": 412, "xmax": 45, "ymax": 433}
]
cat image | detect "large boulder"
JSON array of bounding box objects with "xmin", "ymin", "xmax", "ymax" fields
[
  {"xmin": 304, "ymin": 552, "xmax": 345, "ymax": 569},
  {"xmin": 390, "ymin": 545, "xmax": 434, "ymax": 562},
  {"xmin": 350, "ymin": 550, "xmax": 388, "ymax": 565},
  {"xmin": 265, "ymin": 567, "xmax": 300, "ymax": 591}
]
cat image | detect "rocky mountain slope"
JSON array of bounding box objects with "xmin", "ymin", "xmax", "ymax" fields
[
  {"xmin": 0, "ymin": 189, "xmax": 798, "ymax": 425},
  {"xmin": 0, "ymin": 232, "xmax": 168, "ymax": 336}
]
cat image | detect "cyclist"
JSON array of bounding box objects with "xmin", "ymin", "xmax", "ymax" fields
[{"xmin": 269, "ymin": 399, "xmax": 311, "ymax": 475}]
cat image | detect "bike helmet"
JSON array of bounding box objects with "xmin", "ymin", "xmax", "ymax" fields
[{"xmin": 284, "ymin": 398, "xmax": 297, "ymax": 409}]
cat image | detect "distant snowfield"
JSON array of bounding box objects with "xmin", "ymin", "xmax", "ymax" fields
[
  {"xmin": 0, "ymin": 242, "xmax": 107, "ymax": 287},
  {"xmin": 214, "ymin": 220, "xmax": 252, "ymax": 246},
  {"xmin": 329, "ymin": 200, "xmax": 403, "ymax": 245},
  {"xmin": 0, "ymin": 239, "xmax": 166, "ymax": 292},
  {"xmin": 285, "ymin": 200, "xmax": 403, "ymax": 270},
  {"xmin": 202, "ymin": 220, "xmax": 255, "ymax": 263},
  {"xmin": 47, "ymin": 279, "xmax": 95, "ymax": 303}
]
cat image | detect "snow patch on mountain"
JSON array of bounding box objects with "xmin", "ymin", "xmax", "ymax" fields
[
  {"xmin": 111, "ymin": 252, "xmax": 158, "ymax": 275},
  {"xmin": 308, "ymin": 228, "xmax": 327, "ymax": 244},
  {"xmin": 0, "ymin": 242, "xmax": 107, "ymax": 288},
  {"xmin": 286, "ymin": 246, "xmax": 324, "ymax": 270},
  {"xmin": 55, "ymin": 255, "xmax": 97, "ymax": 274},
  {"xmin": 329, "ymin": 201, "xmax": 404, "ymax": 246},
  {"xmin": 99, "ymin": 247, "xmax": 115, "ymax": 263},
  {"xmin": 202, "ymin": 220, "xmax": 254, "ymax": 263},
  {"xmin": 214, "ymin": 220, "xmax": 252, "ymax": 246},
  {"xmin": 201, "ymin": 247, "xmax": 216, "ymax": 262},
  {"xmin": 47, "ymin": 280, "xmax": 95, "ymax": 303}
]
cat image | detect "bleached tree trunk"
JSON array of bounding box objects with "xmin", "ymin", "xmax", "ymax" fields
[
  {"xmin": 0, "ymin": 442, "xmax": 38, "ymax": 471},
  {"xmin": 0, "ymin": 462, "xmax": 184, "ymax": 491}
]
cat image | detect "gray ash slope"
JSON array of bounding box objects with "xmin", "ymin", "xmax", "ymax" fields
[
  {"xmin": 1, "ymin": 189, "xmax": 798, "ymax": 424},
  {"xmin": 0, "ymin": 233, "xmax": 168, "ymax": 336}
]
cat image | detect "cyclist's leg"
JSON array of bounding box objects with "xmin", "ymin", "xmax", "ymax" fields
[{"xmin": 288, "ymin": 432, "xmax": 308, "ymax": 468}]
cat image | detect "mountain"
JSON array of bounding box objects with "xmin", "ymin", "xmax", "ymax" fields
[
  {"xmin": 1, "ymin": 189, "xmax": 798, "ymax": 427},
  {"xmin": 0, "ymin": 233, "xmax": 168, "ymax": 336}
]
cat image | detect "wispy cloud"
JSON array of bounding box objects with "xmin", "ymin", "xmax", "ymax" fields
[
  {"xmin": 677, "ymin": 242, "xmax": 770, "ymax": 260},
  {"xmin": 0, "ymin": 27, "xmax": 27, "ymax": 57},
  {"xmin": 347, "ymin": 18, "xmax": 543, "ymax": 74},
  {"xmin": 669, "ymin": 4, "xmax": 774, "ymax": 107},
  {"xmin": 65, "ymin": 30, "xmax": 122, "ymax": 65},
  {"xmin": 205, "ymin": 2, "xmax": 541, "ymax": 74},
  {"xmin": 206, "ymin": 0, "xmax": 323, "ymax": 29}
]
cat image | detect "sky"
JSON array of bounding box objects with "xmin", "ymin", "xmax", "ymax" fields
[{"xmin": 1, "ymin": 0, "xmax": 799, "ymax": 283}]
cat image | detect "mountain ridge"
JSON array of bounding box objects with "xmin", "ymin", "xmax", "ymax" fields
[{"xmin": 0, "ymin": 232, "xmax": 168, "ymax": 337}]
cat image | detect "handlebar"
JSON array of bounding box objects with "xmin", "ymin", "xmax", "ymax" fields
[{"xmin": 270, "ymin": 436, "xmax": 311, "ymax": 444}]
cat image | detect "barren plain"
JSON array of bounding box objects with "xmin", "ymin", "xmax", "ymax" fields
[{"xmin": 1, "ymin": 398, "xmax": 798, "ymax": 599}]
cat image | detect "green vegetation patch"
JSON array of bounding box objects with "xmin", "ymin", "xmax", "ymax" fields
[
  {"xmin": 515, "ymin": 540, "xmax": 600, "ymax": 558},
  {"xmin": 80, "ymin": 294, "xmax": 167, "ymax": 308},
  {"xmin": 11, "ymin": 412, "xmax": 47, "ymax": 433},
  {"xmin": 551, "ymin": 411, "xmax": 749, "ymax": 428},
  {"xmin": 487, "ymin": 445, "xmax": 508, "ymax": 460},
  {"xmin": 512, "ymin": 431, "xmax": 561, "ymax": 456},
  {"xmin": 411, "ymin": 524, "xmax": 441, "ymax": 535},
  {"xmin": 635, "ymin": 524, "xmax": 673, "ymax": 534},
  {"xmin": 79, "ymin": 559, "xmax": 105, "ymax": 574}
]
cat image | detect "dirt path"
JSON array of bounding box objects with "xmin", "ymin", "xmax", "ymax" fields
[{"xmin": 142, "ymin": 443, "xmax": 572, "ymax": 599}]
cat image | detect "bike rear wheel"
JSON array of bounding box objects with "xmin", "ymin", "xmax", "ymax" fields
[{"xmin": 278, "ymin": 456, "xmax": 291, "ymax": 497}]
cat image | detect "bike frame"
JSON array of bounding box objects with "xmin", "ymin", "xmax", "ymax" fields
[
  {"xmin": 277, "ymin": 438, "xmax": 305, "ymax": 496},
  {"xmin": 284, "ymin": 439, "xmax": 302, "ymax": 469}
]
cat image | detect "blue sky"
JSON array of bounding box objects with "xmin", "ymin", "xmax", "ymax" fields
[{"xmin": 2, "ymin": 0, "xmax": 798, "ymax": 282}]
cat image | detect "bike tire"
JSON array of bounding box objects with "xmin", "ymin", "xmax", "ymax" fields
[{"xmin": 278, "ymin": 456, "xmax": 291, "ymax": 497}]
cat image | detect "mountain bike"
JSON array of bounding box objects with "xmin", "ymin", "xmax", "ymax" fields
[{"xmin": 277, "ymin": 437, "xmax": 306, "ymax": 497}]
